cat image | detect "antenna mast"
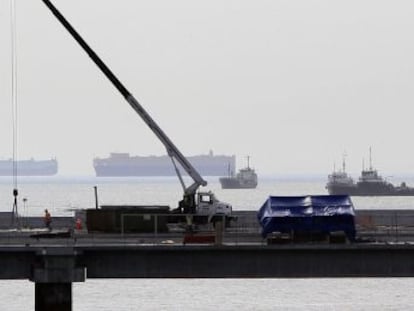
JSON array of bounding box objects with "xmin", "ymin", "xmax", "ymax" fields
[{"xmin": 10, "ymin": 0, "xmax": 19, "ymax": 227}]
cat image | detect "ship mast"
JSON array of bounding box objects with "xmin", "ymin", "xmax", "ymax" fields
[
  {"xmin": 342, "ymin": 152, "xmax": 347, "ymax": 173},
  {"xmin": 369, "ymin": 147, "xmax": 373, "ymax": 170}
]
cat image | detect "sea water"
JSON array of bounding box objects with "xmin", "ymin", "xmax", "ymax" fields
[
  {"xmin": 0, "ymin": 176, "xmax": 413, "ymax": 310},
  {"xmin": 0, "ymin": 278, "xmax": 413, "ymax": 310},
  {"xmin": 2, "ymin": 175, "xmax": 414, "ymax": 217}
]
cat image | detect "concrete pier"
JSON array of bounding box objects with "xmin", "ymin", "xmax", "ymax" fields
[{"xmin": 0, "ymin": 240, "xmax": 413, "ymax": 309}]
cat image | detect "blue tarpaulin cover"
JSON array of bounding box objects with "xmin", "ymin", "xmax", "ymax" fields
[{"xmin": 257, "ymin": 195, "xmax": 356, "ymax": 240}]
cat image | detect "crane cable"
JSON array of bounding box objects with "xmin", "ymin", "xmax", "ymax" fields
[{"xmin": 10, "ymin": 0, "xmax": 19, "ymax": 226}]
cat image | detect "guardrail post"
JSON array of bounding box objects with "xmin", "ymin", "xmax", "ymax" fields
[
  {"xmin": 215, "ymin": 216, "xmax": 223, "ymax": 245},
  {"xmin": 121, "ymin": 214, "xmax": 124, "ymax": 236},
  {"xmin": 154, "ymin": 214, "xmax": 158, "ymax": 238},
  {"xmin": 394, "ymin": 212, "xmax": 399, "ymax": 242}
]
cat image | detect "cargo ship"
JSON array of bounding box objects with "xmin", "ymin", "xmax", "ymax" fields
[
  {"xmin": 0, "ymin": 158, "xmax": 58, "ymax": 176},
  {"xmin": 326, "ymin": 151, "xmax": 414, "ymax": 196},
  {"xmin": 219, "ymin": 156, "xmax": 258, "ymax": 189},
  {"xmin": 93, "ymin": 151, "xmax": 236, "ymax": 177}
]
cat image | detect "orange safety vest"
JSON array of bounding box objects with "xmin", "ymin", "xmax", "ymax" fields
[
  {"xmin": 75, "ymin": 218, "xmax": 82, "ymax": 230},
  {"xmin": 45, "ymin": 212, "xmax": 51, "ymax": 223}
]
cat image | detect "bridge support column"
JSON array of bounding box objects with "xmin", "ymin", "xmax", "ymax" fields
[
  {"xmin": 35, "ymin": 282, "xmax": 72, "ymax": 311},
  {"xmin": 30, "ymin": 248, "xmax": 85, "ymax": 311}
]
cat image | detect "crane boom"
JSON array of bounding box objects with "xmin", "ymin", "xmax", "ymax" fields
[{"xmin": 41, "ymin": 0, "xmax": 207, "ymax": 204}]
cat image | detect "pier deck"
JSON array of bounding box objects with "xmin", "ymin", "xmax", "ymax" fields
[{"xmin": 0, "ymin": 209, "xmax": 413, "ymax": 310}]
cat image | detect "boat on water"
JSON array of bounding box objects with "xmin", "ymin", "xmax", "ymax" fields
[
  {"xmin": 219, "ymin": 156, "xmax": 258, "ymax": 189},
  {"xmin": 93, "ymin": 150, "xmax": 235, "ymax": 177},
  {"xmin": 326, "ymin": 154, "xmax": 356, "ymax": 194},
  {"xmin": 326, "ymin": 150, "xmax": 414, "ymax": 196},
  {"xmin": 0, "ymin": 158, "xmax": 58, "ymax": 176}
]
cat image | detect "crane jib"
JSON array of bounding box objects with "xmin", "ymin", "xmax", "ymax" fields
[
  {"xmin": 41, "ymin": 0, "xmax": 130, "ymax": 99},
  {"xmin": 41, "ymin": 0, "xmax": 208, "ymax": 190}
]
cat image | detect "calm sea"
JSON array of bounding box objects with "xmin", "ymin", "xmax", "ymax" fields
[{"xmin": 0, "ymin": 176, "xmax": 413, "ymax": 310}]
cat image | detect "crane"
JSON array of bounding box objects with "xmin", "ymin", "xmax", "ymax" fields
[{"xmin": 41, "ymin": 0, "xmax": 232, "ymax": 218}]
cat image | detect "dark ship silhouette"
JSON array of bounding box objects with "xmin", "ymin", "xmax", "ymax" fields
[
  {"xmin": 326, "ymin": 150, "xmax": 414, "ymax": 196},
  {"xmin": 93, "ymin": 151, "xmax": 235, "ymax": 177},
  {"xmin": 0, "ymin": 158, "xmax": 58, "ymax": 176},
  {"xmin": 219, "ymin": 156, "xmax": 258, "ymax": 189}
]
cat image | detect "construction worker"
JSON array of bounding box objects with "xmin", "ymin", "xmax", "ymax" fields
[
  {"xmin": 75, "ymin": 218, "xmax": 82, "ymax": 230},
  {"xmin": 44, "ymin": 209, "xmax": 52, "ymax": 230}
]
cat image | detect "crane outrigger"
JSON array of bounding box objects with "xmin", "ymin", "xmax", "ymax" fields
[{"xmin": 41, "ymin": 0, "xmax": 233, "ymax": 221}]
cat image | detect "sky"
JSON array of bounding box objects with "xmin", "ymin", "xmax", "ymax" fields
[{"xmin": 1, "ymin": 0, "xmax": 414, "ymax": 177}]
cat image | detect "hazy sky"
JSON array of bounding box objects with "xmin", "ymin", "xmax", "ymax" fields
[{"xmin": 1, "ymin": 0, "xmax": 414, "ymax": 176}]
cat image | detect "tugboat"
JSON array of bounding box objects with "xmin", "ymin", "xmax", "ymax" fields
[
  {"xmin": 327, "ymin": 149, "xmax": 414, "ymax": 196},
  {"xmin": 326, "ymin": 154, "xmax": 356, "ymax": 195},
  {"xmin": 219, "ymin": 156, "xmax": 258, "ymax": 189}
]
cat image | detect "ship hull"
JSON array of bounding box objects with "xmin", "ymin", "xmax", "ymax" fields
[
  {"xmin": 94, "ymin": 164, "xmax": 232, "ymax": 177},
  {"xmin": 0, "ymin": 159, "xmax": 58, "ymax": 176},
  {"xmin": 327, "ymin": 183, "xmax": 414, "ymax": 196},
  {"xmin": 219, "ymin": 177, "xmax": 257, "ymax": 189},
  {"xmin": 94, "ymin": 153, "xmax": 236, "ymax": 177}
]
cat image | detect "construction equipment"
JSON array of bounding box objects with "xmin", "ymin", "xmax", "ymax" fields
[{"xmin": 41, "ymin": 0, "xmax": 233, "ymax": 223}]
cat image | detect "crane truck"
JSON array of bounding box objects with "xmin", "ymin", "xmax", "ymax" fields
[{"xmin": 41, "ymin": 0, "xmax": 234, "ymax": 226}]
